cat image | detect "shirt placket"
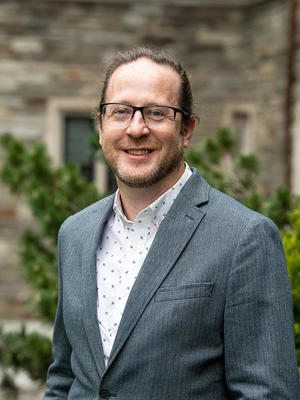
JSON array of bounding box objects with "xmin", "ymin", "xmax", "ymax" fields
[{"xmin": 110, "ymin": 212, "xmax": 153, "ymax": 332}]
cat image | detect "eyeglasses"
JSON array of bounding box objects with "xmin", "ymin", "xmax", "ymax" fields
[{"xmin": 99, "ymin": 103, "xmax": 188, "ymax": 127}]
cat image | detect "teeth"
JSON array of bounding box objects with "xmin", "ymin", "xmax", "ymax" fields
[{"xmin": 127, "ymin": 149, "xmax": 152, "ymax": 155}]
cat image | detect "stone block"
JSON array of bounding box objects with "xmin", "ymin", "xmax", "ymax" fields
[{"xmin": 11, "ymin": 37, "xmax": 44, "ymax": 54}]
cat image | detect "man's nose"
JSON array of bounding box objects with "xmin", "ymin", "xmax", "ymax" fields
[{"xmin": 125, "ymin": 110, "xmax": 150, "ymax": 137}]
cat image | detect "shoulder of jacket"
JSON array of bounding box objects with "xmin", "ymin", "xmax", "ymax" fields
[
  {"xmin": 209, "ymin": 186, "xmax": 278, "ymax": 230},
  {"xmin": 59, "ymin": 193, "xmax": 115, "ymax": 234}
]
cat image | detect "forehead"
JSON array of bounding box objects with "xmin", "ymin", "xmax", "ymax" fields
[{"xmin": 105, "ymin": 58, "xmax": 181, "ymax": 106}]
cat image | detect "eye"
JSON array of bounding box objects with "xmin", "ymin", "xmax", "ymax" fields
[
  {"xmin": 145, "ymin": 107, "xmax": 167, "ymax": 120},
  {"xmin": 110, "ymin": 105, "xmax": 132, "ymax": 119}
]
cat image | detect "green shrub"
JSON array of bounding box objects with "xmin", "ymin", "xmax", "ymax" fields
[
  {"xmin": 282, "ymin": 205, "xmax": 300, "ymax": 367},
  {"xmin": 0, "ymin": 133, "xmax": 104, "ymax": 388},
  {"xmin": 0, "ymin": 133, "xmax": 102, "ymax": 321},
  {"xmin": 0, "ymin": 325, "xmax": 52, "ymax": 382}
]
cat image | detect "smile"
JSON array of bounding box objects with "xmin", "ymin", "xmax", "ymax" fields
[{"xmin": 125, "ymin": 149, "xmax": 154, "ymax": 155}]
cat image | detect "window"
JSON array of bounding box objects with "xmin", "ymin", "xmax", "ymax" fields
[
  {"xmin": 222, "ymin": 104, "xmax": 257, "ymax": 155},
  {"xmin": 45, "ymin": 98, "xmax": 116, "ymax": 193},
  {"xmin": 64, "ymin": 116, "xmax": 96, "ymax": 181},
  {"xmin": 231, "ymin": 111, "xmax": 249, "ymax": 151},
  {"xmin": 64, "ymin": 116, "xmax": 117, "ymax": 192}
]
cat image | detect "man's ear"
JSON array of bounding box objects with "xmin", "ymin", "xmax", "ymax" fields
[
  {"xmin": 183, "ymin": 118, "xmax": 196, "ymax": 148},
  {"xmin": 97, "ymin": 112, "xmax": 103, "ymax": 146}
]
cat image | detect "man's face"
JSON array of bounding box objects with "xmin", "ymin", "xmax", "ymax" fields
[{"xmin": 98, "ymin": 58, "xmax": 194, "ymax": 190}]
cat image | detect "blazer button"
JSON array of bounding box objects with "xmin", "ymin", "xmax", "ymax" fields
[{"xmin": 99, "ymin": 388, "xmax": 110, "ymax": 399}]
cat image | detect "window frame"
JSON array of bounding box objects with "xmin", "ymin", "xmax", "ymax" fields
[{"xmin": 44, "ymin": 97, "xmax": 108, "ymax": 193}]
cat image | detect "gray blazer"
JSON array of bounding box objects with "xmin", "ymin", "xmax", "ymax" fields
[{"xmin": 44, "ymin": 169, "xmax": 299, "ymax": 399}]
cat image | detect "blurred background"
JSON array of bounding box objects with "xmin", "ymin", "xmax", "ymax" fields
[{"xmin": 0, "ymin": 0, "xmax": 299, "ymax": 398}]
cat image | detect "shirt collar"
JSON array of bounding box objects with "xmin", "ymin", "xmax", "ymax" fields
[{"xmin": 113, "ymin": 163, "xmax": 192, "ymax": 225}]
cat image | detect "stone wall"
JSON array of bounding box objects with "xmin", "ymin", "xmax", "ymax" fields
[
  {"xmin": 238, "ymin": 0, "xmax": 290, "ymax": 192},
  {"xmin": 0, "ymin": 0, "xmax": 299, "ymax": 318}
]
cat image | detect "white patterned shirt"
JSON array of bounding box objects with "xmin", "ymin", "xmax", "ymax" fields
[{"xmin": 96, "ymin": 164, "xmax": 192, "ymax": 366}]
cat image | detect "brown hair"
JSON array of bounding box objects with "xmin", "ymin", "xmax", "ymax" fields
[{"xmin": 99, "ymin": 46, "xmax": 196, "ymax": 131}]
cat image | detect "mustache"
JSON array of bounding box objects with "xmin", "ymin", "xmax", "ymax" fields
[{"xmin": 118, "ymin": 138, "xmax": 159, "ymax": 147}]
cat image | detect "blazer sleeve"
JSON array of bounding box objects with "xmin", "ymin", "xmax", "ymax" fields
[
  {"xmin": 224, "ymin": 216, "xmax": 299, "ymax": 399},
  {"xmin": 44, "ymin": 229, "xmax": 75, "ymax": 399}
]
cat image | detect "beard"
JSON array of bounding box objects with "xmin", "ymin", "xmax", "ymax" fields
[{"xmin": 102, "ymin": 142, "xmax": 184, "ymax": 188}]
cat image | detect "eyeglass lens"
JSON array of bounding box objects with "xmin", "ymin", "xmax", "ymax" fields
[{"xmin": 102, "ymin": 104, "xmax": 176, "ymax": 126}]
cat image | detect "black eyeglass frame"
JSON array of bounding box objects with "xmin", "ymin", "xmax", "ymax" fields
[{"xmin": 99, "ymin": 103, "xmax": 189, "ymax": 121}]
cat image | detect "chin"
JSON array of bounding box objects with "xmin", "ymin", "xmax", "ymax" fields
[
  {"xmin": 116, "ymin": 162, "xmax": 181, "ymax": 189},
  {"xmin": 117, "ymin": 172, "xmax": 161, "ymax": 188},
  {"xmin": 109, "ymin": 150, "xmax": 184, "ymax": 189}
]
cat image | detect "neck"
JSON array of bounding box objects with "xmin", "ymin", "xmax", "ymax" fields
[{"xmin": 117, "ymin": 162, "xmax": 186, "ymax": 221}]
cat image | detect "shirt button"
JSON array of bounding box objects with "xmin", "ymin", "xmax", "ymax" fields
[{"xmin": 99, "ymin": 388, "xmax": 110, "ymax": 399}]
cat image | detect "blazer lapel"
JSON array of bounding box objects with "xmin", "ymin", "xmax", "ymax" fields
[
  {"xmin": 107, "ymin": 170, "xmax": 210, "ymax": 368},
  {"xmin": 81, "ymin": 195, "xmax": 115, "ymax": 377}
]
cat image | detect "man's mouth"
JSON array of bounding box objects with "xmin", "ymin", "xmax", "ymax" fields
[{"xmin": 124, "ymin": 149, "xmax": 154, "ymax": 155}]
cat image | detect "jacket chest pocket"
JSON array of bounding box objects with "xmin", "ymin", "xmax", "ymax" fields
[{"xmin": 154, "ymin": 282, "xmax": 214, "ymax": 302}]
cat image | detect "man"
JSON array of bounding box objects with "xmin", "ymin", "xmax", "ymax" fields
[{"xmin": 44, "ymin": 47, "xmax": 299, "ymax": 399}]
